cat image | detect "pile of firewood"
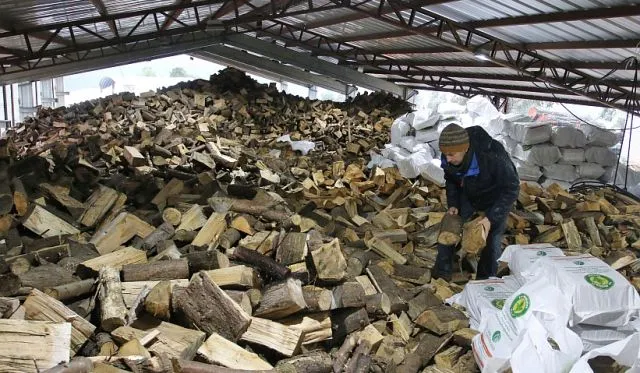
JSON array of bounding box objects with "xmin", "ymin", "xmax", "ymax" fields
[{"xmin": 0, "ymin": 69, "xmax": 637, "ymax": 373}]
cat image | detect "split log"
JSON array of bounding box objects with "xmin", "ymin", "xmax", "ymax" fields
[
  {"xmin": 204, "ymin": 265, "xmax": 257, "ymax": 289},
  {"xmin": 19, "ymin": 263, "xmax": 77, "ymax": 290},
  {"xmin": 254, "ymin": 278, "xmax": 307, "ymax": 320},
  {"xmin": 144, "ymin": 280, "xmax": 172, "ymax": 320},
  {"xmin": 9, "ymin": 257, "xmax": 30, "ymax": 275},
  {"xmin": 208, "ymin": 197, "xmax": 292, "ymax": 225},
  {"xmin": 461, "ymin": 217, "xmax": 489, "ymax": 255},
  {"xmin": 240, "ymin": 317, "xmax": 304, "ymax": 357},
  {"xmin": 44, "ymin": 278, "xmax": 95, "ymax": 301},
  {"xmin": 197, "ymin": 333, "xmax": 273, "ymax": 370},
  {"xmin": 172, "ymin": 359, "xmax": 275, "ymax": 373},
  {"xmin": 533, "ymin": 225, "xmax": 563, "ymax": 244},
  {"xmin": 230, "ymin": 215, "xmax": 256, "ymax": 235},
  {"xmin": 452, "ymin": 328, "xmax": 479, "ymax": 347},
  {"xmin": 0, "ymin": 181, "xmax": 13, "ymax": 215},
  {"xmin": 111, "ymin": 321, "xmax": 205, "ymax": 360},
  {"xmin": 366, "ymin": 237, "xmax": 406, "ymax": 265},
  {"xmin": 142, "ymin": 222, "xmax": 175, "ymax": 252},
  {"xmin": 219, "ymin": 228, "xmax": 241, "ymax": 250},
  {"xmin": 206, "ymin": 142, "xmax": 238, "ymax": 169},
  {"xmin": 22, "ymin": 204, "xmax": 80, "ymax": 237},
  {"xmin": 302, "ymin": 285, "xmax": 333, "ymax": 312},
  {"xmin": 330, "ymin": 307, "xmax": 370, "ymax": 343},
  {"xmin": 6, "ymin": 242, "xmax": 71, "ymax": 266},
  {"xmin": 0, "ymin": 273, "xmax": 21, "ymax": 296},
  {"xmin": 120, "ymin": 279, "xmax": 188, "ymax": 308},
  {"xmin": 124, "ymin": 146, "xmax": 146, "ymax": 167},
  {"xmin": 177, "ymin": 205, "xmax": 209, "ymax": 232},
  {"xmin": 276, "ymin": 232, "xmax": 308, "ymax": 266},
  {"xmin": 78, "ymin": 185, "xmax": 119, "ymax": 227},
  {"xmin": 174, "ymin": 271, "xmax": 251, "ymax": 341},
  {"xmin": 364, "ymin": 293, "xmax": 391, "ymax": 317},
  {"xmin": 239, "ymin": 231, "xmax": 279, "ymax": 254},
  {"xmin": 12, "ymin": 178, "xmax": 28, "ymax": 217},
  {"xmin": 414, "ymin": 305, "xmax": 469, "ymax": 335},
  {"xmin": 78, "ymin": 247, "xmax": 147, "ymax": 278},
  {"xmin": 90, "ymin": 212, "xmax": 155, "ymax": 255},
  {"xmin": 163, "ymin": 207, "xmax": 183, "ymax": 226},
  {"xmin": 407, "ymin": 289, "xmax": 441, "ymax": 321},
  {"xmin": 276, "ymin": 351, "xmax": 332, "ymax": 373},
  {"xmin": 0, "ymin": 319, "xmax": 71, "ymax": 373},
  {"xmin": 122, "ymin": 259, "xmax": 189, "ymax": 282},
  {"xmin": 561, "ymin": 219, "xmax": 582, "ymax": 251},
  {"xmin": 0, "ymin": 297, "xmax": 19, "ymax": 318},
  {"xmin": 437, "ymin": 214, "xmax": 462, "ymax": 246},
  {"xmin": 311, "ymin": 238, "xmax": 347, "ymax": 282},
  {"xmin": 98, "ymin": 266, "xmax": 128, "ymax": 332},
  {"xmin": 332, "ymin": 282, "xmax": 366, "ymax": 309},
  {"xmin": 225, "ymin": 290, "xmax": 253, "ymax": 316},
  {"xmin": 23, "ymin": 289, "xmax": 96, "ymax": 356},
  {"xmin": 365, "ymin": 266, "xmax": 407, "ymax": 313},
  {"xmin": 152, "ymin": 178, "xmax": 184, "ymax": 210},
  {"xmin": 192, "ymin": 213, "xmax": 227, "ymax": 247},
  {"xmin": 391, "ymin": 333, "xmax": 450, "ymax": 373},
  {"xmin": 232, "ymin": 246, "xmax": 290, "ymax": 280},
  {"xmin": 184, "ymin": 250, "xmax": 230, "ymax": 273},
  {"xmin": 41, "ymin": 357, "xmax": 93, "ymax": 373},
  {"xmin": 281, "ymin": 312, "xmax": 332, "ymax": 345}
]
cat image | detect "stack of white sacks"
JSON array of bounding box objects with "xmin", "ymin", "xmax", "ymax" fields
[
  {"xmin": 490, "ymin": 112, "xmax": 621, "ymax": 188},
  {"xmin": 369, "ymin": 96, "xmax": 622, "ymax": 189},
  {"xmin": 368, "ymin": 97, "xmax": 494, "ymax": 185},
  {"xmin": 449, "ymin": 243, "xmax": 640, "ymax": 373}
]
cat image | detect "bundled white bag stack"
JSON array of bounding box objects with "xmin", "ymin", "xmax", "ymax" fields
[
  {"xmin": 493, "ymin": 110, "xmax": 621, "ymax": 185},
  {"xmin": 446, "ymin": 243, "xmax": 640, "ymax": 372}
]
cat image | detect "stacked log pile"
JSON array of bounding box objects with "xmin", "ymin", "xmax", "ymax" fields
[{"xmin": 0, "ymin": 69, "xmax": 637, "ymax": 373}]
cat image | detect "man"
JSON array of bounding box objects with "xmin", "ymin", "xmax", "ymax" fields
[{"xmin": 434, "ymin": 123, "xmax": 519, "ymax": 281}]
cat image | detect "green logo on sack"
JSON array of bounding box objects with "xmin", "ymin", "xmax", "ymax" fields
[
  {"xmin": 585, "ymin": 274, "xmax": 615, "ymax": 290},
  {"xmin": 510, "ymin": 294, "xmax": 530, "ymax": 318},
  {"xmin": 536, "ymin": 251, "xmax": 547, "ymax": 256},
  {"xmin": 484, "ymin": 286, "xmax": 495, "ymax": 291},
  {"xmin": 492, "ymin": 331, "xmax": 501, "ymax": 343},
  {"xmin": 491, "ymin": 299, "xmax": 505, "ymax": 310},
  {"xmin": 574, "ymin": 260, "xmax": 585, "ymax": 266}
]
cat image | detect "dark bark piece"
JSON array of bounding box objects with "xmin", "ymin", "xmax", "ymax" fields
[
  {"xmin": 232, "ymin": 246, "xmax": 290, "ymax": 280},
  {"xmin": 122, "ymin": 259, "xmax": 189, "ymax": 282},
  {"xmin": 19, "ymin": 263, "xmax": 77, "ymax": 290},
  {"xmin": 330, "ymin": 307, "xmax": 370, "ymax": 344},
  {"xmin": 333, "ymin": 282, "xmax": 366, "ymax": 309},
  {"xmin": 142, "ymin": 222, "xmax": 176, "ymax": 252},
  {"xmin": 174, "ymin": 271, "xmax": 251, "ymax": 342},
  {"xmin": 391, "ymin": 333, "xmax": 451, "ymax": 373},
  {"xmin": 276, "ymin": 350, "xmax": 332, "ymax": 373},
  {"xmin": 219, "ymin": 228, "xmax": 241, "ymax": 250},
  {"xmin": 438, "ymin": 214, "xmax": 462, "ymax": 246},
  {"xmin": 183, "ymin": 250, "xmax": 230, "ymax": 273}
]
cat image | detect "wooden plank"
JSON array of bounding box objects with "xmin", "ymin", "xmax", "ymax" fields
[
  {"xmin": 111, "ymin": 321, "xmax": 205, "ymax": 360},
  {"xmin": 197, "ymin": 333, "xmax": 273, "ymax": 370},
  {"xmin": 90, "ymin": 212, "xmax": 154, "ymax": 255},
  {"xmin": 240, "ymin": 317, "xmax": 304, "ymax": 357},
  {"xmin": 78, "ymin": 185, "xmax": 119, "ymax": 227},
  {"xmin": 0, "ymin": 319, "xmax": 71, "ymax": 373},
  {"xmin": 192, "ymin": 212, "xmax": 227, "ymax": 247},
  {"xmin": 22, "ymin": 204, "xmax": 80, "ymax": 237}
]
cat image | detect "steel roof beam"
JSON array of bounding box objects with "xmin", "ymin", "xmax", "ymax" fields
[
  {"xmin": 302, "ymin": 0, "xmax": 455, "ymax": 30},
  {"xmin": 221, "ymin": 33, "xmax": 409, "ymax": 96},
  {"xmin": 352, "ymin": 59, "xmax": 624, "ymax": 70},
  {"xmin": 466, "ymin": 4, "xmax": 640, "ymax": 29},
  {"xmin": 231, "ymin": 22, "xmax": 500, "ymax": 98},
  {"xmin": 87, "ymin": 0, "xmax": 119, "ymax": 36},
  {"xmin": 192, "ymin": 45, "xmax": 350, "ymax": 93},
  {"xmin": 0, "ymin": 36, "xmax": 219, "ymax": 84},
  {"xmin": 334, "ymin": 0, "xmax": 639, "ymax": 113},
  {"xmin": 161, "ymin": 0, "xmax": 193, "ymax": 31}
]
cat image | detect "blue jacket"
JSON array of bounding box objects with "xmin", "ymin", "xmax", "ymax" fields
[{"xmin": 440, "ymin": 126, "xmax": 519, "ymax": 226}]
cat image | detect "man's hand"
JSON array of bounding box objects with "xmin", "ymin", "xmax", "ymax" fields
[{"xmin": 447, "ymin": 207, "xmax": 459, "ymax": 215}]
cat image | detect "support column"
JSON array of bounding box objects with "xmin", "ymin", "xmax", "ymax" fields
[{"xmin": 308, "ymin": 85, "xmax": 318, "ymax": 100}]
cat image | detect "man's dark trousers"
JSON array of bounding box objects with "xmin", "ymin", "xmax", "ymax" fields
[{"xmin": 434, "ymin": 195, "xmax": 507, "ymax": 280}]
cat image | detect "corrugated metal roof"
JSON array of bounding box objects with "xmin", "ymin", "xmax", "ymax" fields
[{"xmin": 0, "ymin": 0, "xmax": 637, "ymax": 111}]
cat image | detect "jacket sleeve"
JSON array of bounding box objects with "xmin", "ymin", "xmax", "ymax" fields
[
  {"xmin": 485, "ymin": 153, "xmax": 520, "ymax": 226},
  {"xmin": 444, "ymin": 172, "xmax": 462, "ymax": 210}
]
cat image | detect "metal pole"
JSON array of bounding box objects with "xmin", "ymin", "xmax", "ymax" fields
[
  {"xmin": 2, "ymin": 85, "xmax": 7, "ymax": 121},
  {"xmin": 10, "ymin": 84, "xmax": 15, "ymax": 127}
]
